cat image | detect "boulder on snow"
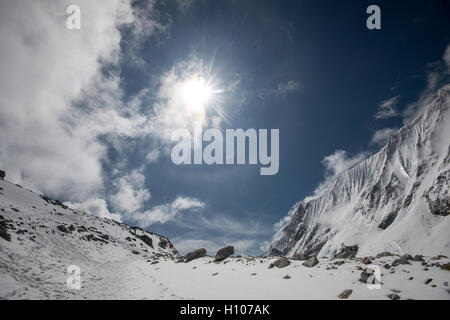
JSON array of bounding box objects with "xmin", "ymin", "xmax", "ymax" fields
[
  {"xmin": 302, "ymin": 256, "xmax": 319, "ymax": 268},
  {"xmin": 0, "ymin": 220, "xmax": 11, "ymax": 242},
  {"xmin": 215, "ymin": 245, "xmax": 234, "ymax": 261},
  {"xmin": 392, "ymin": 254, "xmax": 412, "ymax": 265},
  {"xmin": 184, "ymin": 248, "xmax": 207, "ymax": 262},
  {"xmin": 359, "ymin": 269, "xmax": 375, "ymax": 283},
  {"xmin": 441, "ymin": 262, "xmax": 450, "ymax": 271},
  {"xmin": 376, "ymin": 251, "xmax": 393, "ymax": 258},
  {"xmin": 338, "ymin": 289, "xmax": 353, "ymax": 299},
  {"xmin": 0, "ymin": 170, "xmax": 5, "ymax": 180},
  {"xmin": 57, "ymin": 225, "xmax": 69, "ymax": 233},
  {"xmin": 292, "ymin": 252, "xmax": 309, "ymax": 260},
  {"xmin": 411, "ymin": 254, "xmax": 425, "ymax": 262},
  {"xmin": 334, "ymin": 244, "xmax": 358, "ymax": 259},
  {"xmin": 269, "ymin": 257, "xmax": 290, "ymax": 269}
]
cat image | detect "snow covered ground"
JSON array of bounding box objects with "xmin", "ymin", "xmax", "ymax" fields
[{"xmin": 1, "ymin": 178, "xmax": 449, "ymax": 300}]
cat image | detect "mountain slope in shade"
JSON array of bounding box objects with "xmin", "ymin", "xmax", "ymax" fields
[
  {"xmin": 269, "ymin": 84, "xmax": 450, "ymax": 258},
  {"xmin": 0, "ymin": 178, "xmax": 179, "ymax": 299}
]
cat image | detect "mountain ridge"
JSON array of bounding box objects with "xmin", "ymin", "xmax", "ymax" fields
[{"xmin": 268, "ymin": 84, "xmax": 450, "ymax": 258}]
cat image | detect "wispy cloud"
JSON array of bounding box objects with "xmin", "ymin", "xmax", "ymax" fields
[
  {"xmin": 128, "ymin": 196, "xmax": 206, "ymax": 227},
  {"xmin": 304, "ymin": 150, "xmax": 368, "ymax": 202},
  {"xmin": 375, "ymin": 95, "xmax": 400, "ymax": 119},
  {"xmin": 370, "ymin": 127, "xmax": 398, "ymax": 146},
  {"xmin": 273, "ymin": 80, "xmax": 300, "ymax": 97}
]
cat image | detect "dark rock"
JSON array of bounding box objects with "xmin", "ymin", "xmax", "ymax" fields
[
  {"xmin": 441, "ymin": 263, "xmax": 450, "ymax": 271},
  {"xmin": 387, "ymin": 293, "xmax": 401, "ymax": 300},
  {"xmin": 292, "ymin": 252, "xmax": 309, "ymax": 260},
  {"xmin": 411, "ymin": 255, "xmax": 425, "ymax": 262},
  {"xmin": 378, "ymin": 211, "xmax": 398, "ymax": 230},
  {"xmin": 334, "ymin": 244, "xmax": 358, "ymax": 259},
  {"xmin": 338, "ymin": 289, "xmax": 353, "ymax": 299},
  {"xmin": 184, "ymin": 248, "xmax": 207, "ymax": 262},
  {"xmin": 57, "ymin": 225, "xmax": 69, "ymax": 233},
  {"xmin": 159, "ymin": 239, "xmax": 168, "ymax": 249},
  {"xmin": 431, "ymin": 255, "xmax": 448, "ymax": 260},
  {"xmin": 302, "ymin": 256, "xmax": 319, "ymax": 268},
  {"xmin": 215, "ymin": 246, "xmax": 235, "ymax": 261},
  {"xmin": 131, "ymin": 250, "xmax": 140, "ymax": 255},
  {"xmin": 211, "ymin": 272, "xmax": 218, "ymax": 276},
  {"xmin": 270, "ymin": 257, "xmax": 291, "ymax": 269},
  {"xmin": 0, "ymin": 220, "xmax": 11, "ymax": 242},
  {"xmin": 376, "ymin": 251, "xmax": 393, "ymax": 258},
  {"xmin": 425, "ymin": 278, "xmax": 433, "ymax": 285},
  {"xmin": 283, "ymin": 275, "xmax": 291, "ymax": 279},
  {"xmin": 0, "ymin": 170, "xmax": 5, "ymax": 179},
  {"xmin": 392, "ymin": 254, "xmax": 412, "ymax": 265},
  {"xmin": 125, "ymin": 236, "xmax": 132, "ymax": 241},
  {"xmin": 362, "ymin": 257, "xmax": 372, "ymax": 265},
  {"xmin": 137, "ymin": 234, "xmax": 153, "ymax": 248}
]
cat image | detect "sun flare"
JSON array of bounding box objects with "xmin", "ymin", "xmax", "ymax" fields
[{"xmin": 182, "ymin": 77, "xmax": 212, "ymax": 113}]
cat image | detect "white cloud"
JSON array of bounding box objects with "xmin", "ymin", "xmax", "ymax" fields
[
  {"xmin": 128, "ymin": 196, "xmax": 205, "ymax": 227},
  {"xmin": 145, "ymin": 149, "xmax": 161, "ymax": 164},
  {"xmin": 274, "ymin": 80, "xmax": 300, "ymax": 96},
  {"xmin": 402, "ymin": 43, "xmax": 450, "ymax": 123},
  {"xmin": 259, "ymin": 240, "xmax": 270, "ymax": 252},
  {"xmin": 443, "ymin": 43, "xmax": 450, "ymax": 73},
  {"xmin": 0, "ymin": 0, "xmax": 165, "ymax": 203},
  {"xmin": 321, "ymin": 150, "xmax": 367, "ymax": 177},
  {"xmin": 375, "ymin": 95, "xmax": 400, "ymax": 119},
  {"xmin": 65, "ymin": 198, "xmax": 122, "ymax": 222},
  {"xmin": 371, "ymin": 127, "xmax": 398, "ymax": 146},
  {"xmin": 304, "ymin": 150, "xmax": 368, "ymax": 202},
  {"xmin": 110, "ymin": 169, "xmax": 151, "ymax": 213}
]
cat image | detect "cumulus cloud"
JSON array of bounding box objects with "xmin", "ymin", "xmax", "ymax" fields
[
  {"xmin": 110, "ymin": 169, "xmax": 151, "ymax": 213},
  {"xmin": 65, "ymin": 198, "xmax": 122, "ymax": 222},
  {"xmin": 375, "ymin": 96, "xmax": 400, "ymax": 119},
  {"xmin": 0, "ymin": 0, "xmax": 163, "ymax": 203},
  {"xmin": 371, "ymin": 127, "xmax": 398, "ymax": 146},
  {"xmin": 128, "ymin": 196, "xmax": 206, "ymax": 227}
]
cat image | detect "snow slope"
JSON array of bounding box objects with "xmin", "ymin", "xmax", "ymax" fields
[
  {"xmin": 269, "ymin": 84, "xmax": 450, "ymax": 258},
  {"xmin": 0, "ymin": 178, "xmax": 178, "ymax": 299},
  {"xmin": 0, "ymin": 178, "xmax": 449, "ymax": 299}
]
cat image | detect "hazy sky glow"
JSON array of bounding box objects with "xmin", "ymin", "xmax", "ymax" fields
[{"xmin": 1, "ymin": 0, "xmax": 450, "ymax": 255}]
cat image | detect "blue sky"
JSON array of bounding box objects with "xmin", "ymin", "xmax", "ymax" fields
[{"xmin": 1, "ymin": 0, "xmax": 450, "ymax": 255}]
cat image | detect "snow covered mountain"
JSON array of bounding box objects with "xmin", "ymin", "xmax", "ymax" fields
[
  {"xmin": 0, "ymin": 178, "xmax": 179, "ymax": 299},
  {"xmin": 269, "ymin": 84, "xmax": 450, "ymax": 259},
  {"xmin": 0, "ymin": 134, "xmax": 449, "ymax": 300}
]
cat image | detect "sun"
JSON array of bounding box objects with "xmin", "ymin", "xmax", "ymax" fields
[{"xmin": 182, "ymin": 77, "xmax": 212, "ymax": 113}]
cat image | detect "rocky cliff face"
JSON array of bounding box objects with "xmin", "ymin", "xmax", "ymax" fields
[{"xmin": 269, "ymin": 84, "xmax": 450, "ymax": 258}]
